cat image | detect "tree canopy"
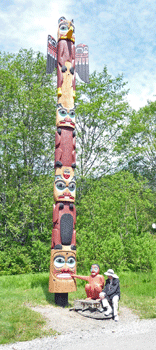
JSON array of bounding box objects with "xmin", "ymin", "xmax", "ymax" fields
[
  {"xmin": 0, "ymin": 49, "xmax": 56, "ymax": 254},
  {"xmin": 116, "ymin": 100, "xmax": 156, "ymax": 189},
  {"xmin": 75, "ymin": 68, "xmax": 131, "ymax": 179},
  {"xmin": 76, "ymin": 172, "xmax": 156, "ymax": 272}
]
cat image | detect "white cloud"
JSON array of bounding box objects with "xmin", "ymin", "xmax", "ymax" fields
[
  {"xmin": 1, "ymin": 0, "xmax": 156, "ymax": 110},
  {"xmin": 0, "ymin": 0, "xmax": 73, "ymax": 53}
]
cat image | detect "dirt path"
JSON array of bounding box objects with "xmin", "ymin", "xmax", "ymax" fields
[
  {"xmin": 0, "ymin": 305, "xmax": 156, "ymax": 350},
  {"xmin": 29, "ymin": 304, "xmax": 139, "ymax": 333}
]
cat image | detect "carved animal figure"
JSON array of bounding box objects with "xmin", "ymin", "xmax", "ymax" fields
[{"xmin": 52, "ymin": 202, "xmax": 76, "ymax": 250}]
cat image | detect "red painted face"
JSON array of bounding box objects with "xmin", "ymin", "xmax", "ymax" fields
[{"xmin": 90, "ymin": 265, "xmax": 99, "ymax": 277}]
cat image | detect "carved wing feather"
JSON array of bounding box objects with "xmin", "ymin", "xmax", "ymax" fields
[
  {"xmin": 46, "ymin": 35, "xmax": 57, "ymax": 74},
  {"xmin": 75, "ymin": 44, "xmax": 89, "ymax": 83}
]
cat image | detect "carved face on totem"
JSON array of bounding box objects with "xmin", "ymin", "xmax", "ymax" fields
[
  {"xmin": 54, "ymin": 167, "xmax": 76, "ymax": 202},
  {"xmin": 56, "ymin": 104, "xmax": 76, "ymax": 128},
  {"xmin": 90, "ymin": 264, "xmax": 100, "ymax": 277},
  {"xmin": 49, "ymin": 248, "xmax": 77, "ymax": 293},
  {"xmin": 58, "ymin": 17, "xmax": 75, "ymax": 42}
]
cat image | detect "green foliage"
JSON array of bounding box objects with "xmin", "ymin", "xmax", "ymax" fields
[
  {"xmin": 0, "ymin": 49, "xmax": 56, "ymax": 275},
  {"xmin": 0, "ymin": 245, "xmax": 32, "ymax": 275},
  {"xmin": 75, "ymin": 67, "xmax": 131, "ymax": 181},
  {"xmin": 76, "ymin": 172, "xmax": 156, "ymax": 272},
  {"xmin": 0, "ymin": 241, "xmax": 51, "ymax": 275},
  {"xmin": 0, "ymin": 174, "xmax": 53, "ymax": 275},
  {"xmin": 30, "ymin": 240, "xmax": 50, "ymax": 272},
  {"xmin": 116, "ymin": 100, "xmax": 156, "ymax": 189}
]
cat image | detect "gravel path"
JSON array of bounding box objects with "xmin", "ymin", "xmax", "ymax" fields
[{"xmin": 0, "ymin": 305, "xmax": 156, "ymax": 350}]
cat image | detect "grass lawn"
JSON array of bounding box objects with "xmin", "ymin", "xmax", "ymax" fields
[{"xmin": 0, "ymin": 270, "xmax": 156, "ymax": 344}]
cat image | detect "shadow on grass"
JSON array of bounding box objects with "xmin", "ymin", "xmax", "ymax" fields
[
  {"xmin": 30, "ymin": 273, "xmax": 79, "ymax": 308},
  {"xmin": 31, "ymin": 274, "xmax": 55, "ymax": 305}
]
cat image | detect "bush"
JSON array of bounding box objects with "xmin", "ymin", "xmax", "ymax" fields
[
  {"xmin": 76, "ymin": 172, "xmax": 156, "ymax": 272},
  {"xmin": 0, "ymin": 245, "xmax": 33, "ymax": 275}
]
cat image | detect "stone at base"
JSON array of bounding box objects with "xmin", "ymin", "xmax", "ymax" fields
[{"xmin": 73, "ymin": 299, "xmax": 113, "ymax": 320}]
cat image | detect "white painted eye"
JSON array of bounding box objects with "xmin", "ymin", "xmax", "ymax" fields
[
  {"xmin": 59, "ymin": 108, "xmax": 67, "ymax": 117},
  {"xmin": 56, "ymin": 181, "xmax": 66, "ymax": 191},
  {"xmin": 69, "ymin": 110, "xmax": 75, "ymax": 118},
  {"xmin": 54, "ymin": 256, "xmax": 65, "ymax": 268},
  {"xmin": 67, "ymin": 257, "xmax": 76, "ymax": 268},
  {"xmin": 60, "ymin": 25, "xmax": 68, "ymax": 32},
  {"xmin": 68, "ymin": 182, "xmax": 76, "ymax": 192}
]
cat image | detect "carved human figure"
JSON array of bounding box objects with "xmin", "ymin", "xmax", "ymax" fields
[{"xmin": 72, "ymin": 264, "xmax": 105, "ymax": 300}]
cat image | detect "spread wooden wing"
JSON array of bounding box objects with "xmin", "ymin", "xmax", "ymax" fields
[
  {"xmin": 46, "ymin": 35, "xmax": 57, "ymax": 74},
  {"xmin": 75, "ymin": 44, "xmax": 89, "ymax": 83}
]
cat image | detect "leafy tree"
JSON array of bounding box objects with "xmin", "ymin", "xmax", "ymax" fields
[
  {"xmin": 0, "ymin": 49, "xmax": 56, "ymax": 250},
  {"xmin": 76, "ymin": 172, "xmax": 156, "ymax": 272},
  {"xmin": 116, "ymin": 100, "xmax": 156, "ymax": 189},
  {"xmin": 75, "ymin": 67, "xmax": 131, "ymax": 182}
]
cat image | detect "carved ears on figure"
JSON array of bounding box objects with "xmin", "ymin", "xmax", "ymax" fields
[{"xmin": 58, "ymin": 17, "xmax": 66, "ymax": 24}]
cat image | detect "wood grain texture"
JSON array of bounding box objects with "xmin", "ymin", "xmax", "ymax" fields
[{"xmin": 49, "ymin": 247, "xmax": 77, "ymax": 293}]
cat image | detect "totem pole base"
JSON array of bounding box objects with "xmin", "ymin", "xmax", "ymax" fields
[
  {"xmin": 55, "ymin": 293, "xmax": 68, "ymax": 307},
  {"xmin": 73, "ymin": 299, "xmax": 113, "ymax": 319}
]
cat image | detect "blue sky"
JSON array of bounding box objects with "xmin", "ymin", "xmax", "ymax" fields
[{"xmin": 1, "ymin": 0, "xmax": 156, "ymax": 110}]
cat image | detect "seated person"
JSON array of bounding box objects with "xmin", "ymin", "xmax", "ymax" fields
[
  {"xmin": 99, "ymin": 268, "xmax": 120, "ymax": 322},
  {"xmin": 72, "ymin": 264, "xmax": 105, "ymax": 300}
]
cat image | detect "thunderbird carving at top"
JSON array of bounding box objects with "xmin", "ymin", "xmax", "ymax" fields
[{"xmin": 46, "ymin": 16, "xmax": 89, "ymax": 98}]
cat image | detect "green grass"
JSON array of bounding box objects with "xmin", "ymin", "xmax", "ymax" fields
[
  {"xmin": 0, "ymin": 273, "xmax": 57, "ymax": 344},
  {"xmin": 0, "ymin": 270, "xmax": 156, "ymax": 344},
  {"xmin": 119, "ymin": 271, "xmax": 156, "ymax": 319}
]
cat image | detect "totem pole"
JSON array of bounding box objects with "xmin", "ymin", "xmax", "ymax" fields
[{"xmin": 46, "ymin": 17, "xmax": 89, "ymax": 306}]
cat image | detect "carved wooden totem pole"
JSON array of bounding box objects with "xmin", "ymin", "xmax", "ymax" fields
[{"xmin": 47, "ymin": 17, "xmax": 89, "ymax": 306}]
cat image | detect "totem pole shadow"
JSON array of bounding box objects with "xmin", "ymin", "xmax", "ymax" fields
[{"xmin": 31, "ymin": 275, "xmax": 55, "ymax": 305}]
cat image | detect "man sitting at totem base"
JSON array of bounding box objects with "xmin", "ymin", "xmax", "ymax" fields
[{"xmin": 99, "ymin": 268, "xmax": 120, "ymax": 322}]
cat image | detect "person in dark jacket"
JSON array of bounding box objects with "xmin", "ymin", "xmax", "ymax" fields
[{"xmin": 99, "ymin": 269, "xmax": 120, "ymax": 322}]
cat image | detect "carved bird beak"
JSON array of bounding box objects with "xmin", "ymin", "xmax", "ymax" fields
[{"xmin": 67, "ymin": 26, "xmax": 73, "ymax": 39}]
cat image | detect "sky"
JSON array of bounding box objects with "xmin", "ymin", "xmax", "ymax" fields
[{"xmin": 1, "ymin": 0, "xmax": 156, "ymax": 110}]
